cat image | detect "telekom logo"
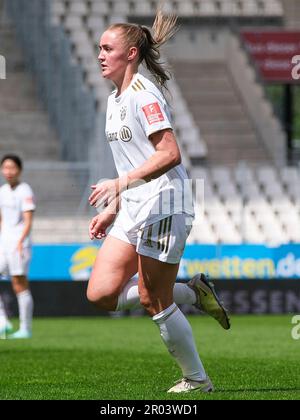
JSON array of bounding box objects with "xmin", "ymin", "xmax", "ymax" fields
[
  {"xmin": 0, "ymin": 55, "xmax": 6, "ymax": 79},
  {"xmin": 291, "ymin": 55, "xmax": 300, "ymax": 80}
]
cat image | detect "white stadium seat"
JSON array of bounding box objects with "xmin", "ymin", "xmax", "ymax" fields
[
  {"xmin": 243, "ymin": 213, "xmax": 265, "ymax": 244},
  {"xmin": 217, "ymin": 184, "xmax": 239, "ymax": 201},
  {"xmin": 263, "ymin": 183, "xmax": 285, "ymax": 200},
  {"xmin": 242, "ymin": 0, "xmax": 263, "ymax": 16},
  {"xmin": 90, "ymin": 0, "xmax": 111, "ymax": 15},
  {"xmin": 177, "ymin": 2, "xmax": 195, "ymax": 17},
  {"xmin": 69, "ymin": 2, "xmax": 88, "ymax": 17},
  {"xmin": 188, "ymin": 218, "xmax": 217, "ymax": 244},
  {"xmin": 234, "ymin": 164, "xmax": 255, "ymax": 186},
  {"xmin": 277, "ymin": 207, "xmax": 299, "ymax": 222},
  {"xmin": 220, "ymin": 0, "xmax": 240, "ymax": 17},
  {"xmin": 264, "ymin": 0, "xmax": 284, "ymax": 16},
  {"xmin": 110, "ymin": 1, "xmax": 131, "ymax": 15},
  {"xmin": 69, "ymin": 30, "xmax": 90, "ymax": 46},
  {"xmin": 86, "ymin": 16, "xmax": 106, "ymax": 32},
  {"xmin": 129, "ymin": 1, "xmax": 154, "ymax": 16},
  {"xmin": 270, "ymin": 197, "xmax": 296, "ymax": 215},
  {"xmin": 242, "ymin": 184, "xmax": 261, "ymax": 200},
  {"xmin": 280, "ymin": 166, "xmax": 300, "ymax": 187},
  {"xmin": 257, "ymin": 166, "xmax": 278, "ymax": 186},
  {"xmin": 190, "ymin": 167, "xmax": 209, "ymax": 181},
  {"xmin": 211, "ymin": 166, "xmax": 232, "ymax": 185},
  {"xmin": 64, "ymin": 15, "xmax": 83, "ymax": 31},
  {"xmin": 198, "ymin": 1, "xmax": 218, "ymax": 16},
  {"xmin": 186, "ymin": 140, "xmax": 207, "ymax": 160},
  {"xmin": 52, "ymin": 1, "xmax": 65, "ymax": 18}
]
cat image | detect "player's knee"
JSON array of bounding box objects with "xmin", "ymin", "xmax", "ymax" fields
[
  {"xmin": 86, "ymin": 287, "xmax": 117, "ymax": 310},
  {"xmin": 11, "ymin": 276, "xmax": 28, "ymax": 293},
  {"xmin": 86, "ymin": 288, "xmax": 97, "ymax": 304},
  {"xmin": 86, "ymin": 287, "xmax": 104, "ymax": 305}
]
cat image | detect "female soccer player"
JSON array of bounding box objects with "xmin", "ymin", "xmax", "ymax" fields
[
  {"xmin": 87, "ymin": 10, "xmax": 230, "ymax": 393},
  {"xmin": 0, "ymin": 155, "xmax": 35, "ymax": 339}
]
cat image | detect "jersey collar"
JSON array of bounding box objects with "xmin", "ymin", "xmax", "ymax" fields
[{"xmin": 114, "ymin": 73, "xmax": 140, "ymax": 105}]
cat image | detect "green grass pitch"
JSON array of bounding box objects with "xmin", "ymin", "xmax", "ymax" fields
[{"xmin": 0, "ymin": 315, "xmax": 299, "ymax": 400}]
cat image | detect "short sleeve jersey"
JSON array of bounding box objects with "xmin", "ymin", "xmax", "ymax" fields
[
  {"xmin": 105, "ymin": 73, "xmax": 194, "ymax": 228},
  {"xmin": 0, "ymin": 182, "xmax": 35, "ymax": 246}
]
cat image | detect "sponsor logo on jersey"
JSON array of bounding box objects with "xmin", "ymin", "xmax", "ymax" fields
[
  {"xmin": 106, "ymin": 131, "xmax": 118, "ymax": 142},
  {"xmin": 142, "ymin": 102, "xmax": 165, "ymax": 125},
  {"xmin": 119, "ymin": 126, "xmax": 132, "ymax": 142},
  {"xmin": 25, "ymin": 197, "xmax": 34, "ymax": 205}
]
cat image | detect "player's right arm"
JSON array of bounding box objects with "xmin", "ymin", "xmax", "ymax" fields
[{"xmin": 89, "ymin": 195, "xmax": 120, "ymax": 240}]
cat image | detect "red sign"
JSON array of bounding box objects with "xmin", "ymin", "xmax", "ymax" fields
[
  {"xmin": 142, "ymin": 103, "xmax": 165, "ymax": 125},
  {"xmin": 242, "ymin": 31, "xmax": 300, "ymax": 83}
]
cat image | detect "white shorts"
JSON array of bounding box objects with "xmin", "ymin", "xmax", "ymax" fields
[
  {"xmin": 0, "ymin": 245, "xmax": 31, "ymax": 277},
  {"xmin": 109, "ymin": 213, "xmax": 193, "ymax": 264}
]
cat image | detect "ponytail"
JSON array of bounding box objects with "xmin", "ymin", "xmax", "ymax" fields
[
  {"xmin": 108, "ymin": 8, "xmax": 179, "ymax": 90},
  {"xmin": 152, "ymin": 9, "xmax": 178, "ymax": 48}
]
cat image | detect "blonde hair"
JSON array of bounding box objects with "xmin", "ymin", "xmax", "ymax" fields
[{"xmin": 108, "ymin": 9, "xmax": 178, "ymax": 89}]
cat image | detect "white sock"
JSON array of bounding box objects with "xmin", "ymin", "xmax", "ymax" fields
[
  {"xmin": 116, "ymin": 280, "xmax": 196, "ymax": 311},
  {"xmin": 153, "ymin": 303, "xmax": 206, "ymax": 381},
  {"xmin": 17, "ymin": 290, "xmax": 33, "ymax": 332},
  {"xmin": 174, "ymin": 283, "xmax": 196, "ymax": 305},
  {"xmin": 116, "ymin": 278, "xmax": 141, "ymax": 311},
  {"xmin": 0, "ymin": 294, "xmax": 9, "ymax": 326}
]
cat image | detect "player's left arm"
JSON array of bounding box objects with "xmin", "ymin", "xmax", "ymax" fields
[
  {"xmin": 121, "ymin": 128, "xmax": 181, "ymax": 190},
  {"xmin": 89, "ymin": 129, "xmax": 181, "ymax": 206}
]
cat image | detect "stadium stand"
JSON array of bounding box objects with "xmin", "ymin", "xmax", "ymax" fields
[
  {"xmin": 50, "ymin": 0, "xmax": 286, "ymax": 167},
  {"xmin": 172, "ymin": 60, "xmax": 271, "ymax": 166},
  {"xmin": 0, "ymin": 1, "xmax": 92, "ymax": 243},
  {"xmin": 2, "ymin": 0, "xmax": 300, "ymax": 246},
  {"xmin": 188, "ymin": 163, "xmax": 300, "ymax": 245},
  {"xmin": 51, "ymin": 0, "xmax": 284, "ymax": 20},
  {"xmin": 0, "ymin": 12, "xmax": 59, "ymax": 161},
  {"xmin": 282, "ymin": 0, "xmax": 300, "ymax": 28}
]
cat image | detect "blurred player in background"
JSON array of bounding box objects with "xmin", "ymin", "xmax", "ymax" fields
[
  {"xmin": 0, "ymin": 155, "xmax": 35, "ymax": 339},
  {"xmin": 87, "ymin": 10, "xmax": 229, "ymax": 393}
]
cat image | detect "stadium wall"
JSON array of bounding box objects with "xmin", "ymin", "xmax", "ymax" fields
[
  {"xmin": 21, "ymin": 243, "xmax": 300, "ymax": 281},
  {"xmin": 1, "ymin": 244, "xmax": 300, "ymax": 316},
  {"xmin": 1, "ymin": 280, "xmax": 299, "ymax": 317}
]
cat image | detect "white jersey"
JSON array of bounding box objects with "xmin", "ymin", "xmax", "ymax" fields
[
  {"xmin": 105, "ymin": 73, "xmax": 194, "ymax": 229},
  {"xmin": 0, "ymin": 182, "xmax": 35, "ymax": 247}
]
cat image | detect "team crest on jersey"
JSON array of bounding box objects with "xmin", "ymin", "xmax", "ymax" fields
[
  {"xmin": 119, "ymin": 126, "xmax": 132, "ymax": 142},
  {"xmin": 120, "ymin": 106, "xmax": 127, "ymax": 121}
]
